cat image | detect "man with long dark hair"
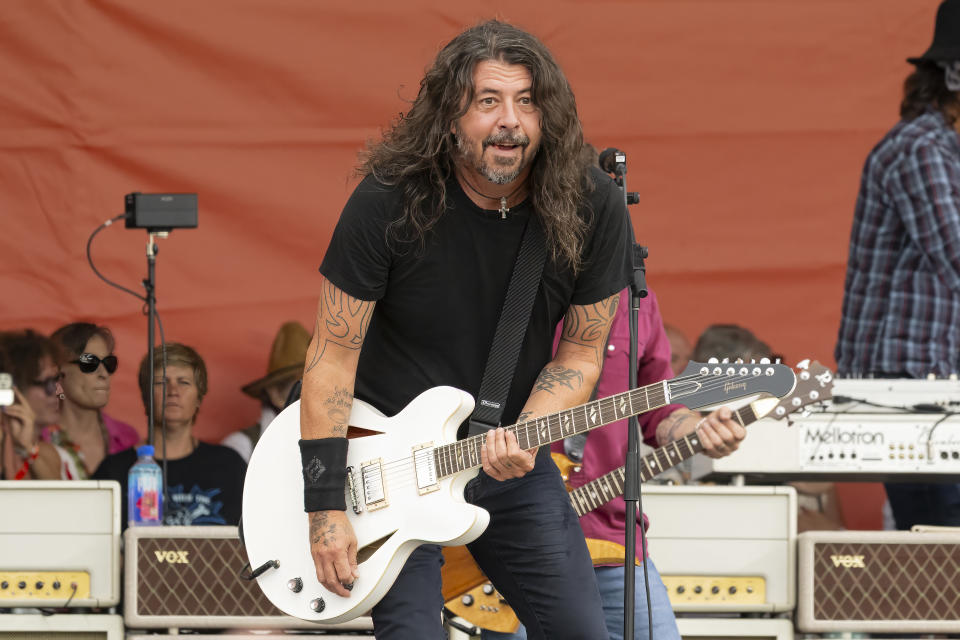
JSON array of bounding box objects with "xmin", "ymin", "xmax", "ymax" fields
[
  {"xmin": 835, "ymin": 0, "xmax": 960, "ymax": 528},
  {"xmin": 297, "ymin": 20, "xmax": 742, "ymax": 640}
]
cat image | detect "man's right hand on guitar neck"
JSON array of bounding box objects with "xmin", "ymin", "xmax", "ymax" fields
[{"xmin": 308, "ymin": 509, "xmax": 359, "ymax": 597}]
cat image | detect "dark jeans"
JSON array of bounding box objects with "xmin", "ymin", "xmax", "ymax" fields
[
  {"xmin": 885, "ymin": 482, "xmax": 960, "ymax": 529},
  {"xmin": 371, "ymin": 446, "xmax": 609, "ymax": 640}
]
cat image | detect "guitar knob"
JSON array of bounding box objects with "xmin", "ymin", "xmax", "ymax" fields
[
  {"xmin": 461, "ymin": 594, "xmax": 475, "ymax": 606},
  {"xmin": 310, "ymin": 597, "xmax": 326, "ymax": 613},
  {"xmin": 482, "ymin": 584, "xmax": 495, "ymax": 595},
  {"xmin": 287, "ymin": 578, "xmax": 303, "ymax": 593}
]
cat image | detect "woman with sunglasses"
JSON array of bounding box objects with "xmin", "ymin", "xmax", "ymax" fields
[
  {"xmin": 0, "ymin": 330, "xmax": 66, "ymax": 480},
  {"xmin": 46, "ymin": 323, "xmax": 138, "ymax": 479}
]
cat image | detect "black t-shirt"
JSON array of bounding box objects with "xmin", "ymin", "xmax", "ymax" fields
[
  {"xmin": 319, "ymin": 166, "xmax": 632, "ymax": 425},
  {"xmin": 92, "ymin": 442, "xmax": 246, "ymax": 529}
]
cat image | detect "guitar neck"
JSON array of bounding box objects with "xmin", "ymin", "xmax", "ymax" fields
[
  {"xmin": 434, "ymin": 381, "xmax": 670, "ymax": 479},
  {"xmin": 568, "ymin": 402, "xmax": 761, "ymax": 517}
]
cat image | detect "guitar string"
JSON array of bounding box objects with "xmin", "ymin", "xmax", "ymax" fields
[
  {"xmin": 368, "ymin": 369, "xmax": 786, "ymax": 478},
  {"xmin": 355, "ymin": 377, "xmax": 791, "ymax": 501},
  {"xmin": 356, "ymin": 368, "xmax": 791, "ymax": 484}
]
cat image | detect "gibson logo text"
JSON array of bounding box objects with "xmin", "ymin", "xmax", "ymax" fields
[{"xmin": 723, "ymin": 382, "xmax": 746, "ymax": 394}]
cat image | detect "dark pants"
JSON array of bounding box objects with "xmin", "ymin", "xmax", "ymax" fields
[
  {"xmin": 885, "ymin": 482, "xmax": 960, "ymax": 529},
  {"xmin": 371, "ymin": 446, "xmax": 609, "ymax": 640}
]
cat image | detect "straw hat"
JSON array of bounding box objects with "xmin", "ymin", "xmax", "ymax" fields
[{"xmin": 241, "ymin": 322, "xmax": 311, "ymax": 399}]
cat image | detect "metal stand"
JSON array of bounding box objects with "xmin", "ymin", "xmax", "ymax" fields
[{"xmin": 605, "ymin": 148, "xmax": 654, "ymax": 640}]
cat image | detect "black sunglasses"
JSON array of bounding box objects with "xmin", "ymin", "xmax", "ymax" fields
[
  {"xmin": 72, "ymin": 353, "xmax": 119, "ymax": 375},
  {"xmin": 32, "ymin": 373, "xmax": 64, "ymax": 396}
]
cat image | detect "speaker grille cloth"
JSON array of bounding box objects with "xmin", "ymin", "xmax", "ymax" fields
[
  {"xmin": 136, "ymin": 536, "xmax": 282, "ymax": 617},
  {"xmin": 813, "ymin": 541, "xmax": 960, "ymax": 621}
]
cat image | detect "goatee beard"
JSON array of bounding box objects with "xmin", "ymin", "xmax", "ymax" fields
[{"xmin": 455, "ymin": 127, "xmax": 531, "ymax": 185}]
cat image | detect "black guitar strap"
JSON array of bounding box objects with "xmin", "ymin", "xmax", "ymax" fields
[{"xmin": 467, "ymin": 213, "xmax": 547, "ymax": 438}]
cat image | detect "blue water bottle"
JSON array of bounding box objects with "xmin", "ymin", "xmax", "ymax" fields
[{"xmin": 128, "ymin": 445, "xmax": 163, "ymax": 526}]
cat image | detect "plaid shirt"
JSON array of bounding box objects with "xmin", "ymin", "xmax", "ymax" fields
[{"xmin": 835, "ymin": 110, "xmax": 960, "ymax": 377}]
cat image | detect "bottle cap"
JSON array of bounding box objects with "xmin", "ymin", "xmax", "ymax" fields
[{"xmin": 136, "ymin": 444, "xmax": 155, "ymax": 457}]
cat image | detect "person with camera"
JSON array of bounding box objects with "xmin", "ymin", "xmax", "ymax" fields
[{"xmin": 0, "ymin": 330, "xmax": 65, "ymax": 480}]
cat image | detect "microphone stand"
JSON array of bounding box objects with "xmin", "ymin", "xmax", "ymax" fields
[{"xmin": 609, "ymin": 152, "xmax": 653, "ymax": 640}]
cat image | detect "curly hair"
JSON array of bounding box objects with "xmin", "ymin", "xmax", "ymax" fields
[
  {"xmin": 901, "ymin": 61, "xmax": 960, "ymax": 125},
  {"xmin": 360, "ymin": 20, "xmax": 591, "ymax": 272}
]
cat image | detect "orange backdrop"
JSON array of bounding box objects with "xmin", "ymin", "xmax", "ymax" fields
[{"xmin": 0, "ymin": 0, "xmax": 940, "ymax": 464}]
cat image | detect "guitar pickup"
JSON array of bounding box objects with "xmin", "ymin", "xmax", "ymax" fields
[
  {"xmin": 360, "ymin": 458, "xmax": 388, "ymax": 511},
  {"xmin": 413, "ymin": 443, "xmax": 439, "ymax": 495}
]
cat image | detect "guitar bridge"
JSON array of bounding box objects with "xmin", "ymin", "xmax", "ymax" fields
[
  {"xmin": 346, "ymin": 466, "xmax": 362, "ymax": 514},
  {"xmin": 413, "ymin": 443, "xmax": 439, "ymax": 495},
  {"xmin": 360, "ymin": 458, "xmax": 388, "ymax": 511}
]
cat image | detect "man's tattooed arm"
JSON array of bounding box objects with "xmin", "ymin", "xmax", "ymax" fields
[
  {"xmin": 305, "ymin": 279, "xmax": 374, "ymax": 373},
  {"xmin": 300, "ymin": 279, "xmax": 375, "ymax": 440},
  {"xmin": 559, "ymin": 295, "xmax": 620, "ymax": 369}
]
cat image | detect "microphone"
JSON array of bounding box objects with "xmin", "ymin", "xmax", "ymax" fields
[{"xmin": 598, "ymin": 148, "xmax": 626, "ymax": 176}]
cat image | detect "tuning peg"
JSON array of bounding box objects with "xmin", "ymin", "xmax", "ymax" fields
[
  {"xmin": 722, "ymin": 357, "xmax": 729, "ymax": 364},
  {"xmin": 735, "ymin": 358, "xmax": 744, "ymax": 364},
  {"xmin": 796, "ymin": 358, "xmax": 810, "ymax": 369},
  {"xmin": 760, "ymin": 357, "xmax": 771, "ymax": 364},
  {"xmin": 708, "ymin": 357, "xmax": 719, "ymax": 364}
]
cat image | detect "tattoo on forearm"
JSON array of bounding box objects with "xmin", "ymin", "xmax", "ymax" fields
[
  {"xmin": 516, "ymin": 411, "xmax": 533, "ymax": 423},
  {"xmin": 325, "ymin": 387, "xmax": 352, "ymax": 436},
  {"xmin": 532, "ymin": 366, "xmax": 584, "ymax": 395},
  {"xmin": 309, "ymin": 511, "xmax": 338, "ymax": 547},
  {"xmin": 305, "ymin": 280, "xmax": 374, "ymax": 373},
  {"xmin": 560, "ymin": 295, "xmax": 619, "ymax": 367}
]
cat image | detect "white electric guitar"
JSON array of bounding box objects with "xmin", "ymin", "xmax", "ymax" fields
[{"xmin": 242, "ymin": 360, "xmax": 796, "ymax": 623}]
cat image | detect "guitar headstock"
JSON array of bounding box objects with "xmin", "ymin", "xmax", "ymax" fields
[
  {"xmin": 670, "ymin": 359, "xmax": 797, "ymax": 410},
  {"xmin": 759, "ymin": 359, "xmax": 834, "ymax": 421}
]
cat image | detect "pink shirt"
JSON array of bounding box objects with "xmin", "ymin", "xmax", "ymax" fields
[{"xmin": 551, "ymin": 288, "xmax": 683, "ymax": 560}]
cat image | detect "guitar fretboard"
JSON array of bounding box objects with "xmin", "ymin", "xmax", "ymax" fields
[
  {"xmin": 567, "ymin": 403, "xmax": 758, "ymax": 517},
  {"xmin": 433, "ymin": 382, "xmax": 670, "ymax": 479}
]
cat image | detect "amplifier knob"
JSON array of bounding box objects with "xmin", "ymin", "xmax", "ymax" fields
[
  {"xmin": 309, "ymin": 597, "xmax": 325, "ymax": 613},
  {"xmin": 461, "ymin": 594, "xmax": 475, "ymax": 606},
  {"xmin": 52, "ymin": 581, "xmax": 61, "ymax": 590},
  {"xmin": 1, "ymin": 581, "xmax": 7, "ymax": 590},
  {"xmin": 17, "ymin": 581, "xmax": 26, "ymax": 590},
  {"xmin": 287, "ymin": 578, "xmax": 303, "ymax": 593},
  {"xmin": 35, "ymin": 581, "xmax": 44, "ymax": 590},
  {"xmin": 711, "ymin": 586, "xmax": 720, "ymax": 594},
  {"xmin": 729, "ymin": 586, "xmax": 737, "ymax": 594},
  {"xmin": 676, "ymin": 585, "xmax": 685, "ymax": 594},
  {"xmin": 482, "ymin": 584, "xmax": 495, "ymax": 595},
  {"xmin": 693, "ymin": 586, "xmax": 702, "ymax": 594}
]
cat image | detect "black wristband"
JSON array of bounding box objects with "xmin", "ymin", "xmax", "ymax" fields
[{"xmin": 299, "ymin": 437, "xmax": 348, "ymax": 512}]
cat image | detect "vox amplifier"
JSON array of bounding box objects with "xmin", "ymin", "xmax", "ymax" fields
[
  {"xmin": 124, "ymin": 526, "xmax": 372, "ymax": 632},
  {"xmin": 642, "ymin": 485, "xmax": 797, "ymax": 613},
  {"xmin": 797, "ymin": 530, "xmax": 960, "ymax": 633},
  {"xmin": 0, "ymin": 480, "xmax": 120, "ymax": 607}
]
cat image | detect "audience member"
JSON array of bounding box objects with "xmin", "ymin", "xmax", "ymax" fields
[
  {"xmin": 44, "ymin": 322, "xmax": 139, "ymax": 479},
  {"xmin": 692, "ymin": 323, "xmax": 772, "ymax": 363},
  {"xmin": 222, "ymin": 321, "xmax": 309, "ymax": 462},
  {"xmin": 663, "ymin": 324, "xmax": 691, "ymax": 375},
  {"xmin": 93, "ymin": 342, "xmax": 246, "ymax": 527},
  {"xmin": 0, "ymin": 330, "xmax": 64, "ymax": 479}
]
